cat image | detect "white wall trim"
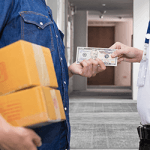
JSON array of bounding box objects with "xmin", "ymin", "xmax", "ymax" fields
[{"xmin": 57, "ymin": 0, "xmax": 65, "ymax": 33}]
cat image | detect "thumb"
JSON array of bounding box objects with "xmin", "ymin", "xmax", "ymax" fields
[
  {"xmin": 30, "ymin": 131, "xmax": 42, "ymax": 147},
  {"xmin": 111, "ymin": 49, "xmax": 126, "ymax": 58}
]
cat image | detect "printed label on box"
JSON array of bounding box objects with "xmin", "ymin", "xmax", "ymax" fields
[
  {"xmin": 53, "ymin": 98, "xmax": 58, "ymax": 109},
  {"xmin": 50, "ymin": 90, "xmax": 61, "ymax": 120},
  {"xmin": 0, "ymin": 99, "xmax": 22, "ymax": 122}
]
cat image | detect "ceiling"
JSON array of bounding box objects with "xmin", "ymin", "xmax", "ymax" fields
[{"xmin": 68, "ymin": 0, "xmax": 133, "ymax": 21}]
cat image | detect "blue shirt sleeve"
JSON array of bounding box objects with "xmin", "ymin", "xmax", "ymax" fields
[{"xmin": 0, "ymin": 0, "xmax": 14, "ymax": 33}]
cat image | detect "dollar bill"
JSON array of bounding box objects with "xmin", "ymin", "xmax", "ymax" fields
[{"xmin": 76, "ymin": 47, "xmax": 117, "ymax": 66}]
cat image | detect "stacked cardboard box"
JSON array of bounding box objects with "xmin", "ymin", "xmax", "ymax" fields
[{"xmin": 0, "ymin": 40, "xmax": 66, "ymax": 127}]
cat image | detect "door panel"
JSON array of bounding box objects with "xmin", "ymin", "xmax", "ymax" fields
[{"xmin": 88, "ymin": 26, "xmax": 115, "ymax": 85}]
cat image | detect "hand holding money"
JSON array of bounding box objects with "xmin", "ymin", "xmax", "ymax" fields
[
  {"xmin": 76, "ymin": 47, "xmax": 117, "ymax": 66},
  {"xmin": 69, "ymin": 58, "xmax": 106, "ymax": 78},
  {"xmin": 110, "ymin": 42, "xmax": 143, "ymax": 63}
]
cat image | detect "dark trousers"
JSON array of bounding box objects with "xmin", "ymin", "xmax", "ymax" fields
[
  {"xmin": 33, "ymin": 121, "xmax": 68, "ymax": 150},
  {"xmin": 139, "ymin": 140, "xmax": 150, "ymax": 150}
]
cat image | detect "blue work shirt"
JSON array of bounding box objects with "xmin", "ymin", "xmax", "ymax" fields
[{"xmin": 0, "ymin": 0, "xmax": 70, "ymax": 149}]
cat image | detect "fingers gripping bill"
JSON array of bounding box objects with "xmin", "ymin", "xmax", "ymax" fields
[{"xmin": 76, "ymin": 47, "xmax": 117, "ymax": 66}]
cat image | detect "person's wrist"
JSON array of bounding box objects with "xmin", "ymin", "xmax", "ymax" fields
[
  {"xmin": 68, "ymin": 67, "xmax": 74, "ymax": 77},
  {"xmin": 69, "ymin": 70, "xmax": 73, "ymax": 77}
]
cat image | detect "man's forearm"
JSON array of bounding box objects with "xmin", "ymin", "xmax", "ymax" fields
[
  {"xmin": 0, "ymin": 114, "xmax": 12, "ymax": 145},
  {"xmin": 0, "ymin": 114, "xmax": 11, "ymax": 132}
]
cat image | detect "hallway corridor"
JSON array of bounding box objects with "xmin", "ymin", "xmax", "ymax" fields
[{"xmin": 69, "ymin": 94, "xmax": 140, "ymax": 150}]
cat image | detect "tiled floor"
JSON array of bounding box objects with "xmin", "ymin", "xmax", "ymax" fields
[
  {"xmin": 70, "ymin": 103, "xmax": 137, "ymax": 113},
  {"xmin": 71, "ymin": 124, "xmax": 138, "ymax": 149},
  {"xmin": 69, "ymin": 95, "xmax": 140, "ymax": 150}
]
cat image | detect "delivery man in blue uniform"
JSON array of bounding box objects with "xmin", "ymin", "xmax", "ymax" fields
[{"xmin": 0, "ymin": 0, "xmax": 106, "ymax": 150}]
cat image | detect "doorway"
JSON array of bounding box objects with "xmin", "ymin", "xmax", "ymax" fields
[{"xmin": 88, "ymin": 26, "xmax": 115, "ymax": 85}]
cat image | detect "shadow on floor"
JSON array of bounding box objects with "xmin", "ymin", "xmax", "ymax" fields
[{"xmin": 69, "ymin": 86, "xmax": 132, "ymax": 99}]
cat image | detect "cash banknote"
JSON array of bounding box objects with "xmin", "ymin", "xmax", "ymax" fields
[{"xmin": 76, "ymin": 47, "xmax": 117, "ymax": 66}]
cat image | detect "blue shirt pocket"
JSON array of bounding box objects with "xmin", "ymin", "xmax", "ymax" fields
[
  {"xmin": 19, "ymin": 11, "xmax": 53, "ymax": 29},
  {"xmin": 137, "ymin": 59, "xmax": 148, "ymax": 87},
  {"xmin": 19, "ymin": 11, "xmax": 55, "ymax": 51}
]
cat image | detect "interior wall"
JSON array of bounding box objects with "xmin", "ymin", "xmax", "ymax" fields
[
  {"xmin": 68, "ymin": 23, "xmax": 74, "ymax": 94},
  {"xmin": 73, "ymin": 11, "xmax": 88, "ymax": 91},
  {"xmin": 47, "ymin": 0, "xmax": 57, "ymax": 22},
  {"xmin": 67, "ymin": 2, "xmax": 74, "ymax": 94},
  {"xmin": 47, "ymin": 0, "xmax": 65, "ymax": 33},
  {"xmin": 115, "ymin": 20, "xmax": 133, "ymax": 86}
]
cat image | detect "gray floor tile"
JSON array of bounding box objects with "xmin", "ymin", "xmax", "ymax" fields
[{"xmin": 70, "ymin": 96, "xmax": 139, "ymax": 149}]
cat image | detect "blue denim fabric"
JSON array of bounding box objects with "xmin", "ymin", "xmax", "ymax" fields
[{"xmin": 0, "ymin": 0, "xmax": 70, "ymax": 149}]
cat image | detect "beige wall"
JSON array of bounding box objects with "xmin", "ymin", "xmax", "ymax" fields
[{"xmin": 115, "ymin": 20, "xmax": 133, "ymax": 86}]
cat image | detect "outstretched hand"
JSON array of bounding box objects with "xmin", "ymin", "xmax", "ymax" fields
[
  {"xmin": 69, "ymin": 58, "xmax": 106, "ymax": 78},
  {"xmin": 110, "ymin": 42, "xmax": 143, "ymax": 63}
]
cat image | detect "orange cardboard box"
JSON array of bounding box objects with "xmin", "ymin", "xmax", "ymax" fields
[
  {"xmin": 0, "ymin": 86, "xmax": 66, "ymax": 128},
  {"xmin": 0, "ymin": 40, "xmax": 58, "ymax": 95}
]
